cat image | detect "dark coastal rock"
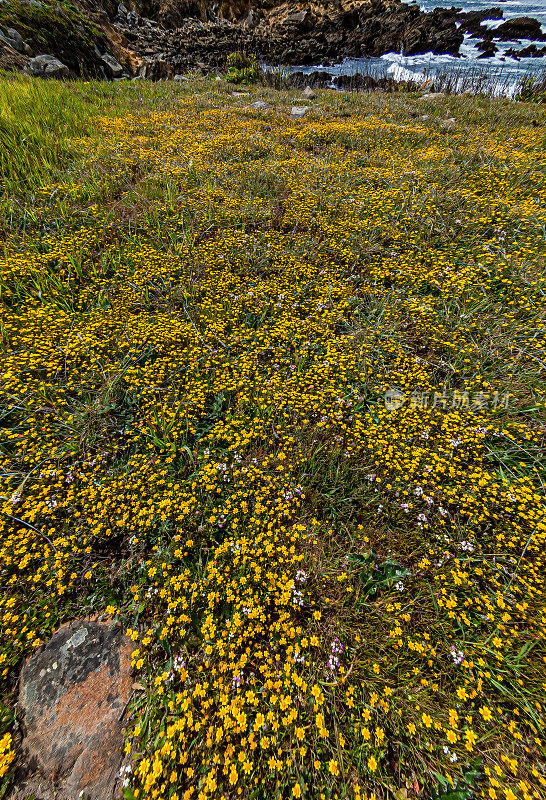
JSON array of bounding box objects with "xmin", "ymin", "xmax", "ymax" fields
[
  {"xmin": 290, "ymin": 70, "xmax": 333, "ymax": 88},
  {"xmin": 478, "ymin": 47, "xmax": 497, "ymax": 58},
  {"xmin": 494, "ymin": 17, "xmax": 545, "ymax": 41},
  {"xmin": 506, "ymin": 44, "xmax": 546, "ymax": 58},
  {"xmin": 334, "ymin": 73, "xmax": 378, "ymax": 91},
  {"xmin": 456, "ymin": 7, "xmax": 504, "ymax": 37},
  {"xmin": 476, "ymin": 39, "xmax": 497, "ymax": 53},
  {"xmin": 13, "ymin": 619, "xmax": 133, "ymax": 800},
  {"xmin": 138, "ymin": 55, "xmax": 173, "ymax": 78}
]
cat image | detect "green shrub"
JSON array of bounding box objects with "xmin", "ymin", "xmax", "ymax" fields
[{"xmin": 225, "ymin": 51, "xmax": 260, "ymax": 85}]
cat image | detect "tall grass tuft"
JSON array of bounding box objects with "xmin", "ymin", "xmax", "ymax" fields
[{"xmin": 0, "ymin": 75, "xmax": 93, "ymax": 192}]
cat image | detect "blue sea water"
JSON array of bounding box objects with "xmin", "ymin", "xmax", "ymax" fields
[{"xmin": 289, "ymin": 0, "xmax": 546, "ymax": 95}]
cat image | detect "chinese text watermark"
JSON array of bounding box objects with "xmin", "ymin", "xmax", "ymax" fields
[{"xmin": 384, "ymin": 388, "xmax": 511, "ymax": 412}]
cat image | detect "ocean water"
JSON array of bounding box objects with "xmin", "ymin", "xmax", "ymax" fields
[{"xmin": 287, "ymin": 0, "xmax": 546, "ymax": 96}]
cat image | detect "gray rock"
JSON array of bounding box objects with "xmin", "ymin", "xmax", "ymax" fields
[
  {"xmin": 441, "ymin": 117, "xmax": 456, "ymax": 127},
  {"xmin": 0, "ymin": 26, "xmax": 30, "ymax": 54},
  {"xmin": 290, "ymin": 105, "xmax": 309, "ymax": 118},
  {"xmin": 27, "ymin": 54, "xmax": 69, "ymax": 78},
  {"xmin": 174, "ymin": 73, "xmax": 189, "ymax": 81},
  {"xmin": 286, "ymin": 10, "xmax": 308, "ymax": 25},
  {"xmin": 241, "ymin": 8, "xmax": 262, "ymax": 29},
  {"xmin": 138, "ymin": 58, "xmax": 173, "ymax": 80},
  {"xmin": 100, "ymin": 51, "xmax": 123, "ymax": 78},
  {"xmin": 419, "ymin": 92, "xmax": 445, "ymax": 100},
  {"xmin": 245, "ymin": 100, "xmax": 272, "ymax": 110},
  {"xmin": 15, "ymin": 619, "xmax": 133, "ymax": 800},
  {"xmin": 6, "ymin": 27, "xmax": 23, "ymax": 45},
  {"xmin": 301, "ymin": 86, "xmax": 316, "ymax": 99}
]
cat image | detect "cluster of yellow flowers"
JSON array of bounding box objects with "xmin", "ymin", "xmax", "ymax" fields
[
  {"xmin": 0, "ymin": 83, "xmax": 545, "ymax": 799},
  {"xmin": 0, "ymin": 732, "xmax": 14, "ymax": 779}
]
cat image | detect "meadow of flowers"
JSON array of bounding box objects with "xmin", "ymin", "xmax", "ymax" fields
[{"xmin": 0, "ymin": 76, "xmax": 545, "ymax": 800}]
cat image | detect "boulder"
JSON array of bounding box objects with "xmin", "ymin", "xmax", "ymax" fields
[
  {"xmin": 27, "ymin": 54, "xmax": 70, "ymax": 78},
  {"xmin": 245, "ymin": 100, "xmax": 272, "ymax": 110},
  {"xmin": 138, "ymin": 57, "xmax": 173, "ymax": 79},
  {"xmin": 301, "ymin": 86, "xmax": 316, "ymax": 99},
  {"xmin": 240, "ymin": 7, "xmax": 262, "ymax": 28},
  {"xmin": 334, "ymin": 73, "xmax": 378, "ymax": 91},
  {"xmin": 494, "ymin": 17, "xmax": 544, "ymax": 41},
  {"xmin": 290, "ymin": 105, "xmax": 309, "ymax": 118},
  {"xmin": 512, "ymin": 44, "xmax": 546, "ymax": 57},
  {"xmin": 100, "ymin": 50, "xmax": 124, "ymax": 77},
  {"xmin": 14, "ymin": 619, "xmax": 133, "ymax": 800},
  {"xmin": 476, "ymin": 38, "xmax": 497, "ymax": 52},
  {"xmin": 477, "ymin": 47, "xmax": 497, "ymax": 58},
  {"xmin": 290, "ymin": 70, "xmax": 333, "ymax": 89}
]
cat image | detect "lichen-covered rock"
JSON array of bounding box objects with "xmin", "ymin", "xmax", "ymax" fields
[{"xmin": 14, "ymin": 619, "xmax": 133, "ymax": 800}]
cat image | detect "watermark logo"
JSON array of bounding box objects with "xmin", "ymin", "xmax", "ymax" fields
[
  {"xmin": 384, "ymin": 388, "xmax": 407, "ymax": 411},
  {"xmin": 384, "ymin": 388, "xmax": 511, "ymax": 412}
]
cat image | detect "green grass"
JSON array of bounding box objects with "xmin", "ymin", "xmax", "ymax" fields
[{"xmin": 0, "ymin": 75, "xmax": 99, "ymax": 191}]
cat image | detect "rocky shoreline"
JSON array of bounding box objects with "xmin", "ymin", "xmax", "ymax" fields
[{"xmin": 0, "ymin": 0, "xmax": 545, "ymax": 80}]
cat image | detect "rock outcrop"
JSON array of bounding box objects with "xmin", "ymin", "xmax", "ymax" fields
[
  {"xmin": 494, "ymin": 17, "xmax": 545, "ymax": 42},
  {"xmin": 111, "ymin": 1, "xmax": 546, "ymax": 73},
  {"xmin": 2, "ymin": 0, "xmax": 545, "ymax": 77},
  {"xmin": 0, "ymin": 37, "xmax": 29, "ymax": 72},
  {"xmin": 113, "ymin": 0, "xmax": 465, "ymax": 73},
  {"xmin": 13, "ymin": 619, "xmax": 133, "ymax": 800}
]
